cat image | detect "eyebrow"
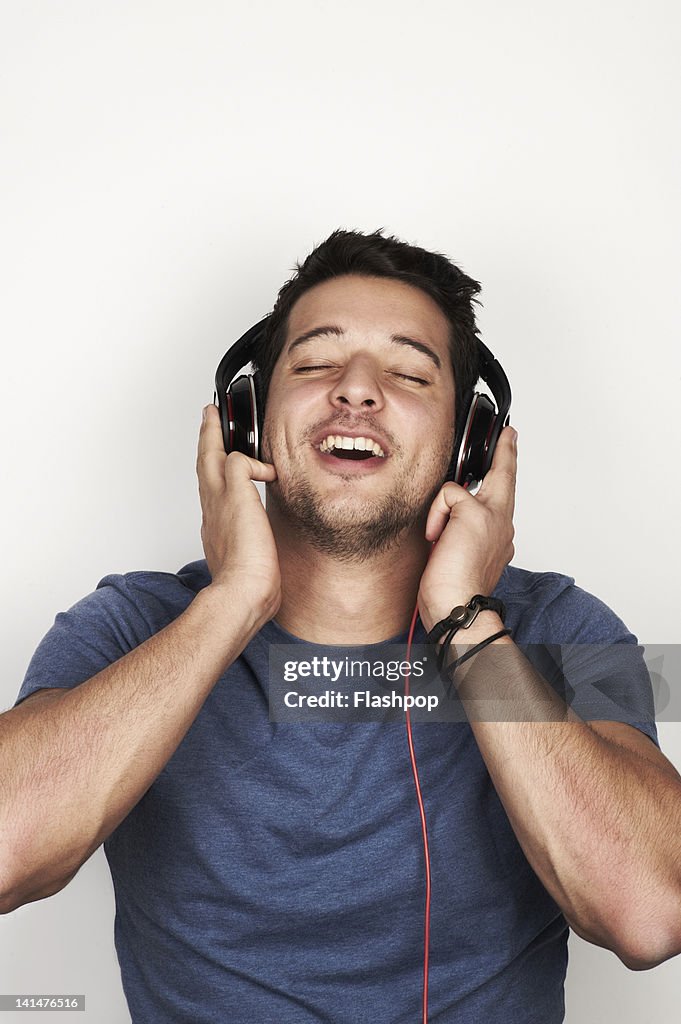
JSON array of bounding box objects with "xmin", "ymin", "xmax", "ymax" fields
[{"xmin": 287, "ymin": 325, "xmax": 442, "ymax": 371}]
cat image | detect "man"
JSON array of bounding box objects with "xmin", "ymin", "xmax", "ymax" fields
[{"xmin": 2, "ymin": 228, "xmax": 681, "ymax": 1023}]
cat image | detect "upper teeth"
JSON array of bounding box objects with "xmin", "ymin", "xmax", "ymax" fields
[{"xmin": 317, "ymin": 434, "xmax": 385, "ymax": 457}]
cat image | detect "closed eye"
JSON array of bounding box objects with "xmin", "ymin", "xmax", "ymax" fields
[
  {"xmin": 294, "ymin": 366, "xmax": 430, "ymax": 386},
  {"xmin": 391, "ymin": 372, "xmax": 430, "ymax": 386}
]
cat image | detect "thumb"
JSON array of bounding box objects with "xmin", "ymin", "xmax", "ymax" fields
[{"xmin": 424, "ymin": 481, "xmax": 471, "ymax": 543}]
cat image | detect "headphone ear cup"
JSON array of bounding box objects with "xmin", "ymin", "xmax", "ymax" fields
[
  {"xmin": 227, "ymin": 374, "xmax": 259, "ymax": 458},
  {"xmin": 444, "ymin": 387, "xmax": 474, "ymax": 483},
  {"xmin": 453, "ymin": 392, "xmax": 497, "ymax": 488},
  {"xmin": 252, "ymin": 370, "xmax": 265, "ymax": 461},
  {"xmin": 215, "ymin": 383, "xmax": 233, "ymax": 455}
]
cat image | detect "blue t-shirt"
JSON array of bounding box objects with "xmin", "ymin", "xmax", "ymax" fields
[{"xmin": 14, "ymin": 560, "xmax": 659, "ymax": 1023}]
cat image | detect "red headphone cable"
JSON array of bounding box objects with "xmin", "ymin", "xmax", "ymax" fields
[
  {"xmin": 404, "ymin": 596, "xmax": 431, "ymax": 1024},
  {"xmin": 405, "ymin": 533, "xmax": 446, "ymax": 1024},
  {"xmin": 405, "ymin": 482, "xmax": 469, "ymax": 1023}
]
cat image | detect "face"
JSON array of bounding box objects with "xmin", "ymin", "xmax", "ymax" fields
[{"xmin": 261, "ymin": 274, "xmax": 457, "ymax": 561}]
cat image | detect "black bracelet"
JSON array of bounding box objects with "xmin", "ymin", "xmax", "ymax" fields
[
  {"xmin": 436, "ymin": 623, "xmax": 459, "ymax": 673},
  {"xmin": 429, "ymin": 595, "xmax": 507, "ymax": 672},
  {"xmin": 444, "ymin": 628, "xmax": 512, "ymax": 689}
]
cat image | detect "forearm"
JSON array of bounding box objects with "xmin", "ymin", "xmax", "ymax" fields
[
  {"xmin": 0, "ymin": 583, "xmax": 270, "ymax": 911},
  {"xmin": 424, "ymin": 607, "xmax": 681, "ymax": 964},
  {"xmin": 471, "ymin": 709, "xmax": 681, "ymax": 964}
]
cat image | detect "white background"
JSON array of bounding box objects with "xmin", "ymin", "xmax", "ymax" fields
[{"xmin": 1, "ymin": 1, "xmax": 680, "ymax": 1020}]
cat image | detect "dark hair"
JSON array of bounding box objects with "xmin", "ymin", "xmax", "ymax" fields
[{"xmin": 252, "ymin": 227, "xmax": 483, "ymax": 438}]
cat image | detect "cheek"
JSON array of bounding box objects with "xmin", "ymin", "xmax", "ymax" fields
[
  {"xmin": 432, "ymin": 402, "xmax": 457, "ymax": 445},
  {"xmin": 404, "ymin": 402, "xmax": 456, "ymax": 450},
  {"xmin": 261, "ymin": 402, "xmax": 306, "ymax": 463},
  {"xmin": 261, "ymin": 405, "xmax": 282, "ymax": 462},
  {"xmin": 266, "ymin": 387, "xmax": 323, "ymax": 447}
]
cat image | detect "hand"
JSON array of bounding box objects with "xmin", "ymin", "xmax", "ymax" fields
[
  {"xmin": 418, "ymin": 426, "xmax": 517, "ymax": 630},
  {"xmin": 196, "ymin": 404, "xmax": 281, "ymax": 620}
]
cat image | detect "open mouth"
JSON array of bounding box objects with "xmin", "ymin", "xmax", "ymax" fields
[{"xmin": 315, "ymin": 434, "xmax": 386, "ymax": 461}]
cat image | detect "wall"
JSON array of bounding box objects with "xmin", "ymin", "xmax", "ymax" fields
[{"xmin": 1, "ymin": 1, "xmax": 680, "ymax": 1020}]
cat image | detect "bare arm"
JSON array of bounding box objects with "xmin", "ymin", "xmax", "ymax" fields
[
  {"xmin": 417, "ymin": 427, "xmax": 681, "ymax": 971},
  {"xmin": 0, "ymin": 403, "xmax": 280, "ymax": 913},
  {"xmin": 0, "ymin": 583, "xmax": 272, "ymax": 912},
  {"xmin": 437, "ymin": 616, "xmax": 681, "ymax": 972}
]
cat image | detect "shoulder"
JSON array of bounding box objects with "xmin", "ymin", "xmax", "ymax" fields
[
  {"xmin": 39, "ymin": 557, "xmax": 213, "ymax": 650},
  {"xmin": 96, "ymin": 558, "xmax": 213, "ymax": 625},
  {"xmin": 494, "ymin": 564, "xmax": 636, "ymax": 645},
  {"xmin": 493, "ymin": 564, "xmax": 659, "ymax": 749},
  {"xmin": 12, "ymin": 559, "xmax": 214, "ymax": 709}
]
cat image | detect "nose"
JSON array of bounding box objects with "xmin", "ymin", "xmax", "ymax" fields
[{"xmin": 329, "ymin": 355, "xmax": 385, "ymax": 413}]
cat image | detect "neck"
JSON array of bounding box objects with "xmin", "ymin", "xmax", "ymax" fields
[{"xmin": 269, "ymin": 507, "xmax": 431, "ymax": 645}]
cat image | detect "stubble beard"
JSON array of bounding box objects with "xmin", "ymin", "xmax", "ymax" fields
[{"xmin": 264, "ymin": 439, "xmax": 455, "ymax": 564}]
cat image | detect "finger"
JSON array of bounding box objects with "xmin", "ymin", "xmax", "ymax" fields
[
  {"xmin": 424, "ymin": 481, "xmax": 473, "ymax": 542},
  {"xmin": 477, "ymin": 426, "xmax": 517, "ymax": 515},
  {"xmin": 196, "ymin": 403, "xmax": 228, "ymax": 492},
  {"xmin": 223, "ymin": 449, "xmax": 278, "ymax": 484}
]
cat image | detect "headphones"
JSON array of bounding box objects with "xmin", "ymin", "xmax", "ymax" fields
[{"xmin": 214, "ymin": 314, "xmax": 512, "ymax": 489}]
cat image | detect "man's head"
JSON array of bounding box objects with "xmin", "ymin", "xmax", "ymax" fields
[
  {"xmin": 254, "ymin": 228, "xmax": 484, "ymax": 561},
  {"xmin": 253, "ymin": 228, "xmax": 482, "ymax": 438}
]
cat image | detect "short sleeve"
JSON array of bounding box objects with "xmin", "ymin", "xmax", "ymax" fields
[
  {"xmin": 13, "ymin": 573, "xmax": 159, "ymax": 708},
  {"xmin": 532, "ymin": 580, "xmax": 659, "ymax": 749}
]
